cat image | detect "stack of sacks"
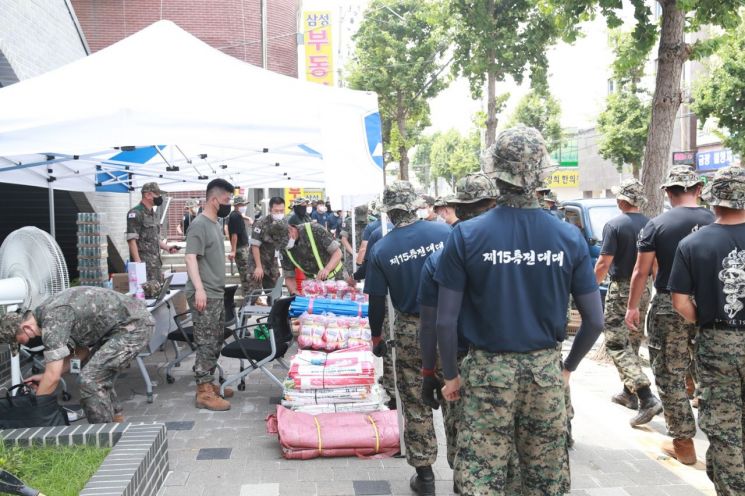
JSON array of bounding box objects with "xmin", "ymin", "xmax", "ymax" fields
[
  {"xmin": 296, "ymin": 313, "xmax": 372, "ymax": 352},
  {"xmin": 282, "ymin": 348, "xmax": 382, "ymax": 413},
  {"xmin": 302, "ymin": 279, "xmax": 368, "ymax": 301}
]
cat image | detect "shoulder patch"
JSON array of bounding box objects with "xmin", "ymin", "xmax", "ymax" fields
[
  {"xmin": 128, "ymin": 212, "xmax": 137, "ymax": 219},
  {"xmin": 254, "ymin": 226, "xmax": 261, "ymax": 233}
]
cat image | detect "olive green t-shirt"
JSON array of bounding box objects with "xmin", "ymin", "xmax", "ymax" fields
[{"xmin": 185, "ymin": 214, "xmax": 225, "ymax": 299}]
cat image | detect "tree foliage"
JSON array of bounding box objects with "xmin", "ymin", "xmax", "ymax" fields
[
  {"xmin": 411, "ymin": 133, "xmax": 437, "ymax": 189},
  {"xmin": 597, "ymin": 90, "xmax": 651, "ymax": 178},
  {"xmin": 429, "ymin": 129, "xmax": 481, "ymax": 189},
  {"xmin": 692, "ymin": 15, "xmax": 745, "ymax": 157},
  {"xmin": 506, "ymin": 89, "xmax": 563, "ymax": 152},
  {"xmin": 449, "ymin": 0, "xmax": 569, "ymax": 147},
  {"xmin": 347, "ymin": 0, "xmax": 449, "ymax": 181}
]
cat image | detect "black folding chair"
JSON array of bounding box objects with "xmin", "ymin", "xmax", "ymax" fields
[
  {"xmin": 219, "ymin": 296, "xmax": 295, "ymax": 396},
  {"xmin": 165, "ymin": 284, "xmax": 238, "ymax": 384}
]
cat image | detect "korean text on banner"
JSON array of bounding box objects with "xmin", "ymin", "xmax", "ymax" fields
[
  {"xmin": 304, "ymin": 11, "xmax": 334, "ymax": 86},
  {"xmin": 545, "ymin": 169, "xmax": 579, "ymax": 189}
]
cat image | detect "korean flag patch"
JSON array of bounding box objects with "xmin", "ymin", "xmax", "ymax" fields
[{"xmin": 128, "ymin": 212, "xmax": 137, "ymax": 219}]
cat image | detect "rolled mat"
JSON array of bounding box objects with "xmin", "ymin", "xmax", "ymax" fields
[{"xmin": 266, "ymin": 405, "xmax": 399, "ymax": 459}]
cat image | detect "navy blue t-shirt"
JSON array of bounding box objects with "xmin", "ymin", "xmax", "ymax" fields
[
  {"xmin": 435, "ymin": 207, "xmax": 597, "ymax": 353},
  {"xmin": 363, "ymin": 223, "xmax": 395, "ymax": 262},
  {"xmin": 362, "ymin": 219, "xmax": 382, "ymax": 241},
  {"xmin": 365, "ymin": 220, "xmax": 451, "ymax": 314}
]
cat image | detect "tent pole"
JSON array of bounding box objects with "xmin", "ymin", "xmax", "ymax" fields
[
  {"xmin": 48, "ymin": 180, "xmax": 56, "ymax": 238},
  {"xmin": 263, "ymin": 187, "xmax": 269, "ymax": 215}
]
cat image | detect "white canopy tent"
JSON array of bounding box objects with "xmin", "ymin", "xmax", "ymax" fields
[{"xmin": 0, "ymin": 20, "xmax": 384, "ymax": 233}]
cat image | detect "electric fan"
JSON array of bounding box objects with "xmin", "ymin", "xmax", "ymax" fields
[
  {"xmin": 0, "ymin": 227, "xmax": 70, "ymax": 388},
  {"xmin": 0, "ymin": 227, "xmax": 70, "ymax": 308}
]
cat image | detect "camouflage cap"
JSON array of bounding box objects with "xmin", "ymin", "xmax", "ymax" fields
[
  {"xmin": 611, "ymin": 178, "xmax": 647, "ymax": 207},
  {"xmin": 660, "ymin": 165, "xmax": 704, "ymax": 190},
  {"xmin": 232, "ymin": 195, "xmax": 247, "ymax": 205},
  {"xmin": 291, "ymin": 197, "xmax": 309, "ymax": 207},
  {"xmin": 0, "ymin": 312, "xmax": 22, "ymax": 355},
  {"xmin": 380, "ymin": 181, "xmax": 418, "ymax": 212},
  {"xmin": 140, "ymin": 280, "xmax": 162, "ymax": 299},
  {"xmin": 449, "ymin": 173, "xmax": 498, "ymax": 204},
  {"xmin": 420, "ymin": 195, "xmax": 435, "ymax": 206},
  {"xmin": 702, "ymin": 166, "xmax": 745, "ymax": 210},
  {"xmin": 266, "ymin": 219, "xmax": 290, "ymax": 247},
  {"xmin": 433, "ymin": 196, "xmax": 450, "ymax": 208},
  {"xmin": 367, "ymin": 199, "xmax": 380, "ymax": 215},
  {"xmin": 141, "ymin": 182, "xmax": 161, "ymax": 195},
  {"xmin": 544, "ymin": 191, "xmax": 559, "ymax": 203},
  {"xmin": 354, "ymin": 204, "xmax": 369, "ymax": 224},
  {"xmin": 481, "ymin": 126, "xmax": 554, "ymax": 189},
  {"xmin": 185, "ymin": 198, "xmax": 199, "ymax": 209}
]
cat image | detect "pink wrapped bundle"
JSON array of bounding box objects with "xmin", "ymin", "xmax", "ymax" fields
[
  {"xmin": 287, "ymin": 350, "xmax": 375, "ymax": 389},
  {"xmin": 266, "ymin": 405, "xmax": 400, "ymax": 459}
]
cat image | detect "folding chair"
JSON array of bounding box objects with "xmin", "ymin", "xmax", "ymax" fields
[
  {"xmin": 239, "ymin": 276, "xmax": 286, "ymax": 322},
  {"xmin": 165, "ymin": 284, "xmax": 239, "ymax": 384},
  {"xmin": 219, "ymin": 296, "xmax": 295, "ymax": 396},
  {"xmin": 19, "ymin": 336, "xmax": 71, "ymax": 401}
]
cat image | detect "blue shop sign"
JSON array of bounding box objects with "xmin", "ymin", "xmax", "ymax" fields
[{"xmin": 697, "ymin": 149, "xmax": 734, "ymax": 171}]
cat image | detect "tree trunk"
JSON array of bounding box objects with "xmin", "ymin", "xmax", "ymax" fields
[
  {"xmin": 485, "ymin": 66, "xmax": 497, "ymax": 148},
  {"xmin": 396, "ymin": 103, "xmax": 409, "ymax": 181},
  {"xmin": 640, "ymin": 0, "xmax": 688, "ymax": 217},
  {"xmin": 632, "ymin": 161, "xmax": 641, "ymax": 179}
]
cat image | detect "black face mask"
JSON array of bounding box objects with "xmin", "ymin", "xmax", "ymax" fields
[
  {"xmin": 294, "ymin": 205, "xmax": 307, "ymax": 218},
  {"xmin": 153, "ymin": 196, "xmax": 164, "ymax": 207},
  {"xmin": 217, "ymin": 203, "xmax": 231, "ymax": 218}
]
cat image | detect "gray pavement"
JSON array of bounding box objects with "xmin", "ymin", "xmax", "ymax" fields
[{"xmin": 59, "ymin": 339, "xmax": 715, "ymax": 496}]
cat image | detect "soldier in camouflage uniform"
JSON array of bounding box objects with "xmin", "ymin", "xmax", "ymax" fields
[
  {"xmin": 364, "ymin": 181, "xmax": 451, "ymax": 495},
  {"xmin": 244, "ymin": 196, "xmax": 287, "ymax": 304},
  {"xmin": 227, "ymin": 196, "xmax": 251, "ymax": 299},
  {"xmin": 127, "ymin": 182, "xmax": 179, "ymax": 282},
  {"xmin": 626, "ymin": 165, "xmax": 714, "ymax": 464},
  {"xmin": 436, "ymin": 127, "xmax": 604, "ymax": 495},
  {"xmin": 418, "ymin": 173, "xmax": 499, "ymax": 483},
  {"xmin": 287, "ymin": 197, "xmax": 312, "ymax": 226},
  {"xmin": 281, "ymin": 216, "xmax": 346, "ymax": 296},
  {"xmin": 0, "ymin": 287, "xmax": 153, "ymax": 424},
  {"xmin": 669, "ymin": 165, "xmax": 745, "ymax": 492},
  {"xmin": 594, "ymin": 179, "xmax": 662, "ymax": 425}
]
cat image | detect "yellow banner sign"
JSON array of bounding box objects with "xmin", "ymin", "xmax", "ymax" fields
[
  {"xmin": 284, "ymin": 188, "xmax": 326, "ymax": 212},
  {"xmin": 545, "ymin": 169, "xmax": 579, "ymax": 188},
  {"xmin": 303, "ymin": 11, "xmax": 334, "ymax": 86}
]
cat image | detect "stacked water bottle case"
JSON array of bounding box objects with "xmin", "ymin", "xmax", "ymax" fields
[{"xmin": 77, "ymin": 213, "xmax": 109, "ymax": 287}]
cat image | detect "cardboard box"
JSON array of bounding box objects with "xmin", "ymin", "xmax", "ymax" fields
[
  {"xmin": 172, "ymin": 291, "xmax": 189, "ymax": 316},
  {"xmin": 111, "ymin": 273, "xmax": 129, "ymax": 293}
]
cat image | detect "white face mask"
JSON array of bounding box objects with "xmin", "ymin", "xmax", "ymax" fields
[
  {"xmin": 436, "ymin": 214, "xmax": 447, "ymax": 223},
  {"xmin": 272, "ymin": 213, "xmax": 285, "ymax": 221},
  {"xmin": 306, "ymin": 206, "xmax": 313, "ymax": 214},
  {"xmin": 286, "ymin": 238, "xmax": 295, "ymax": 249},
  {"xmin": 239, "ymin": 206, "xmax": 247, "ymax": 215},
  {"xmin": 416, "ymin": 208, "xmax": 429, "ymax": 219}
]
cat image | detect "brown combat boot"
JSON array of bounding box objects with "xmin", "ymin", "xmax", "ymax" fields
[
  {"xmin": 662, "ymin": 438, "xmax": 696, "ymax": 465},
  {"xmin": 211, "ymin": 383, "xmax": 234, "ymax": 398},
  {"xmin": 195, "ymin": 383, "xmax": 231, "ymax": 411},
  {"xmin": 112, "ymin": 413, "xmax": 124, "ymax": 423}
]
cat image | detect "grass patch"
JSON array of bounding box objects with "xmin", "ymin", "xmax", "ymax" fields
[{"xmin": 0, "ymin": 443, "xmax": 110, "ymax": 496}]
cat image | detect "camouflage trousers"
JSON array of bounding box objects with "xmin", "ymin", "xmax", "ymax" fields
[
  {"xmin": 379, "ymin": 311, "xmax": 397, "ymax": 402},
  {"xmin": 648, "ymin": 292, "xmax": 697, "ymax": 439},
  {"xmin": 443, "ymin": 351, "xmax": 468, "ymax": 468},
  {"xmin": 142, "ymin": 252, "xmax": 163, "ymax": 283},
  {"xmin": 604, "ymin": 280, "xmax": 652, "ymax": 392},
  {"xmin": 234, "ymin": 246, "xmax": 251, "ymax": 299},
  {"xmin": 188, "ymin": 296, "xmax": 226, "ymax": 386},
  {"xmin": 79, "ymin": 318, "xmax": 152, "ymax": 423},
  {"xmin": 697, "ymin": 328, "xmax": 745, "ymax": 495},
  {"xmin": 455, "ymin": 347, "xmax": 569, "ymax": 496},
  {"xmin": 392, "ymin": 311, "xmax": 442, "ymax": 467},
  {"xmin": 245, "ymin": 254, "xmax": 280, "ymax": 305}
]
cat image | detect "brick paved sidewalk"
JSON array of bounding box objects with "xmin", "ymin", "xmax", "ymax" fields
[{"xmin": 58, "ymin": 340, "xmax": 714, "ymax": 496}]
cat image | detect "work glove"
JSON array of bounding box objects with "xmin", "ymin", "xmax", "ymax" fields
[
  {"xmin": 421, "ymin": 375, "xmax": 443, "ymax": 410},
  {"xmin": 372, "ymin": 337, "xmax": 388, "ymax": 357}
]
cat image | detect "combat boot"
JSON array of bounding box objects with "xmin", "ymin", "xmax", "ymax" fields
[
  {"xmin": 662, "ymin": 438, "xmax": 697, "ymax": 465},
  {"xmin": 409, "ymin": 466, "xmax": 435, "ymax": 496},
  {"xmin": 611, "ymin": 387, "xmax": 638, "ymax": 410},
  {"xmin": 195, "ymin": 383, "xmax": 230, "ymax": 411},
  {"xmin": 211, "ymin": 383, "xmax": 234, "ymax": 398},
  {"xmin": 629, "ymin": 390, "xmax": 662, "ymax": 426},
  {"xmin": 112, "ymin": 413, "xmax": 124, "ymax": 423}
]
